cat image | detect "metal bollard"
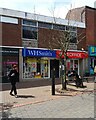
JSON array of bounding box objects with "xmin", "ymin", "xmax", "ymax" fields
[{"xmin": 52, "ymin": 68, "xmax": 55, "ymax": 95}]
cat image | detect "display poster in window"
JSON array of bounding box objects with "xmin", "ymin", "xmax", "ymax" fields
[{"xmin": 31, "ymin": 62, "xmax": 36, "ymax": 72}]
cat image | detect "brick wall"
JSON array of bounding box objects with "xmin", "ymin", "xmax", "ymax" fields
[
  {"xmin": 38, "ymin": 28, "xmax": 62, "ymax": 49},
  {"xmin": 38, "ymin": 27, "xmax": 85, "ymax": 50},
  {"xmin": 85, "ymin": 7, "xmax": 96, "ymax": 47},
  {"xmin": 2, "ymin": 19, "xmax": 22, "ymax": 46},
  {"xmin": 66, "ymin": 6, "xmax": 96, "ymax": 50},
  {"xmin": 77, "ymin": 28, "xmax": 86, "ymax": 50},
  {"xmin": 0, "ymin": 23, "xmax": 2, "ymax": 45}
]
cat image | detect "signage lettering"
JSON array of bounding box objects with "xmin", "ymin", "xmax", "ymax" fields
[
  {"xmin": 56, "ymin": 50, "xmax": 88, "ymax": 59},
  {"xmin": 0, "ymin": 48, "xmax": 19, "ymax": 55},
  {"xmin": 67, "ymin": 52, "xmax": 81, "ymax": 58},
  {"xmin": 27, "ymin": 50, "xmax": 53, "ymax": 56},
  {"xmin": 22, "ymin": 48, "xmax": 56, "ymax": 57}
]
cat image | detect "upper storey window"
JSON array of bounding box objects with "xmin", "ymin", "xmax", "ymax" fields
[
  {"xmin": 53, "ymin": 24, "xmax": 65, "ymax": 31},
  {"xmin": 23, "ymin": 19, "xmax": 37, "ymax": 27},
  {"xmin": 0, "ymin": 16, "xmax": 18, "ymax": 24},
  {"xmin": 22, "ymin": 26, "xmax": 37, "ymax": 39},
  {"xmin": 38, "ymin": 21, "xmax": 52, "ymax": 29},
  {"xmin": 22, "ymin": 19, "xmax": 37, "ymax": 40}
]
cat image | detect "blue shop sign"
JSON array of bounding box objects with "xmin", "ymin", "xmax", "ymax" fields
[
  {"xmin": 22, "ymin": 48, "xmax": 56, "ymax": 57},
  {"xmin": 88, "ymin": 46, "xmax": 96, "ymax": 56}
]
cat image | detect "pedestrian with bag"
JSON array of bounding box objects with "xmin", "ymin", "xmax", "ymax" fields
[{"xmin": 8, "ymin": 64, "xmax": 19, "ymax": 98}]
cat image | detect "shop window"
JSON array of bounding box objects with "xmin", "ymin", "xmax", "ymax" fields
[
  {"xmin": 37, "ymin": 59, "xmax": 41, "ymax": 73},
  {"xmin": 23, "ymin": 57, "xmax": 49, "ymax": 78},
  {"xmin": 70, "ymin": 60, "xmax": 79, "ymax": 74}
]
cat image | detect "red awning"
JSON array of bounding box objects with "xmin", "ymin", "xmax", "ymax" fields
[{"xmin": 56, "ymin": 50, "xmax": 88, "ymax": 59}]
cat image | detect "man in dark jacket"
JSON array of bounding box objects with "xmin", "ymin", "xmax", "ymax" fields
[
  {"xmin": 67, "ymin": 70, "xmax": 83, "ymax": 87},
  {"xmin": 8, "ymin": 64, "xmax": 19, "ymax": 98}
]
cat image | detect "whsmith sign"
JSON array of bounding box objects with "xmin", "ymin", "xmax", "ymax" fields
[{"xmin": 22, "ymin": 48, "xmax": 56, "ymax": 58}]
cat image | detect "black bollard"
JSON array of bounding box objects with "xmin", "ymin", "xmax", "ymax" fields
[{"xmin": 52, "ymin": 68, "xmax": 55, "ymax": 95}]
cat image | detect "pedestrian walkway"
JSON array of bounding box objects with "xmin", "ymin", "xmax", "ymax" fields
[{"xmin": 0, "ymin": 81, "xmax": 94, "ymax": 111}]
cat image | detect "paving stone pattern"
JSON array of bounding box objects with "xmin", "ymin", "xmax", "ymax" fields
[
  {"xmin": 1, "ymin": 92, "xmax": 94, "ymax": 119},
  {"xmin": 0, "ymin": 81, "xmax": 95, "ymax": 119}
]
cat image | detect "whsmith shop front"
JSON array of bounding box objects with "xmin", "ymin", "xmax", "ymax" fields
[
  {"xmin": 21, "ymin": 48, "xmax": 56, "ymax": 80},
  {"xmin": 21, "ymin": 48, "xmax": 88, "ymax": 81}
]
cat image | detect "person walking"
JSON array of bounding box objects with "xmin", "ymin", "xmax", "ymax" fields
[{"xmin": 8, "ymin": 64, "xmax": 19, "ymax": 98}]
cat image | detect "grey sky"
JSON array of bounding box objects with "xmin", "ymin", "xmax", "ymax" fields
[{"xmin": 0, "ymin": 0, "xmax": 95, "ymax": 18}]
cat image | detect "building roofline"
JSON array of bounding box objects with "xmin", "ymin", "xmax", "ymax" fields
[
  {"xmin": 0, "ymin": 7, "xmax": 85, "ymax": 28},
  {"xmin": 85, "ymin": 5, "xmax": 96, "ymax": 10},
  {"xmin": 69, "ymin": 5, "xmax": 96, "ymax": 11}
]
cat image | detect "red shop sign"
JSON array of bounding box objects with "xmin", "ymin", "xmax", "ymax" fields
[{"xmin": 56, "ymin": 50, "xmax": 88, "ymax": 59}]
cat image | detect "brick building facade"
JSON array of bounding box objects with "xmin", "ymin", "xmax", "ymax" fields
[
  {"xmin": 66, "ymin": 6, "xmax": 96, "ymax": 75},
  {"xmin": 0, "ymin": 8, "xmax": 88, "ymax": 83},
  {"xmin": 66, "ymin": 6, "xmax": 96, "ymax": 49}
]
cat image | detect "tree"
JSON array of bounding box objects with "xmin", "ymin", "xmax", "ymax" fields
[
  {"xmin": 32, "ymin": 5, "xmax": 86, "ymax": 90},
  {"xmin": 47, "ymin": 5, "xmax": 86, "ymax": 90},
  {"xmin": 48, "ymin": 5, "xmax": 69, "ymax": 90}
]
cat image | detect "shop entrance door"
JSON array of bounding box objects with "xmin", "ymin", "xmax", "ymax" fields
[
  {"xmin": 70, "ymin": 59, "xmax": 79, "ymax": 74},
  {"xmin": 94, "ymin": 59, "xmax": 96, "ymax": 67}
]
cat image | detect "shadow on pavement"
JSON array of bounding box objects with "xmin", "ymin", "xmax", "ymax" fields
[
  {"xmin": 55, "ymin": 94, "xmax": 73, "ymax": 96},
  {"xmin": 68, "ymin": 83, "xmax": 87, "ymax": 88},
  {"xmin": 17, "ymin": 95, "xmax": 35, "ymax": 98}
]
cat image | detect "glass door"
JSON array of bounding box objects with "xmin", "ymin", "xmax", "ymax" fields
[
  {"xmin": 70, "ymin": 59, "xmax": 79, "ymax": 74},
  {"xmin": 41, "ymin": 58, "xmax": 49, "ymax": 78}
]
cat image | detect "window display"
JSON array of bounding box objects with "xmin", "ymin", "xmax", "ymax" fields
[{"xmin": 23, "ymin": 57, "xmax": 49, "ymax": 78}]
